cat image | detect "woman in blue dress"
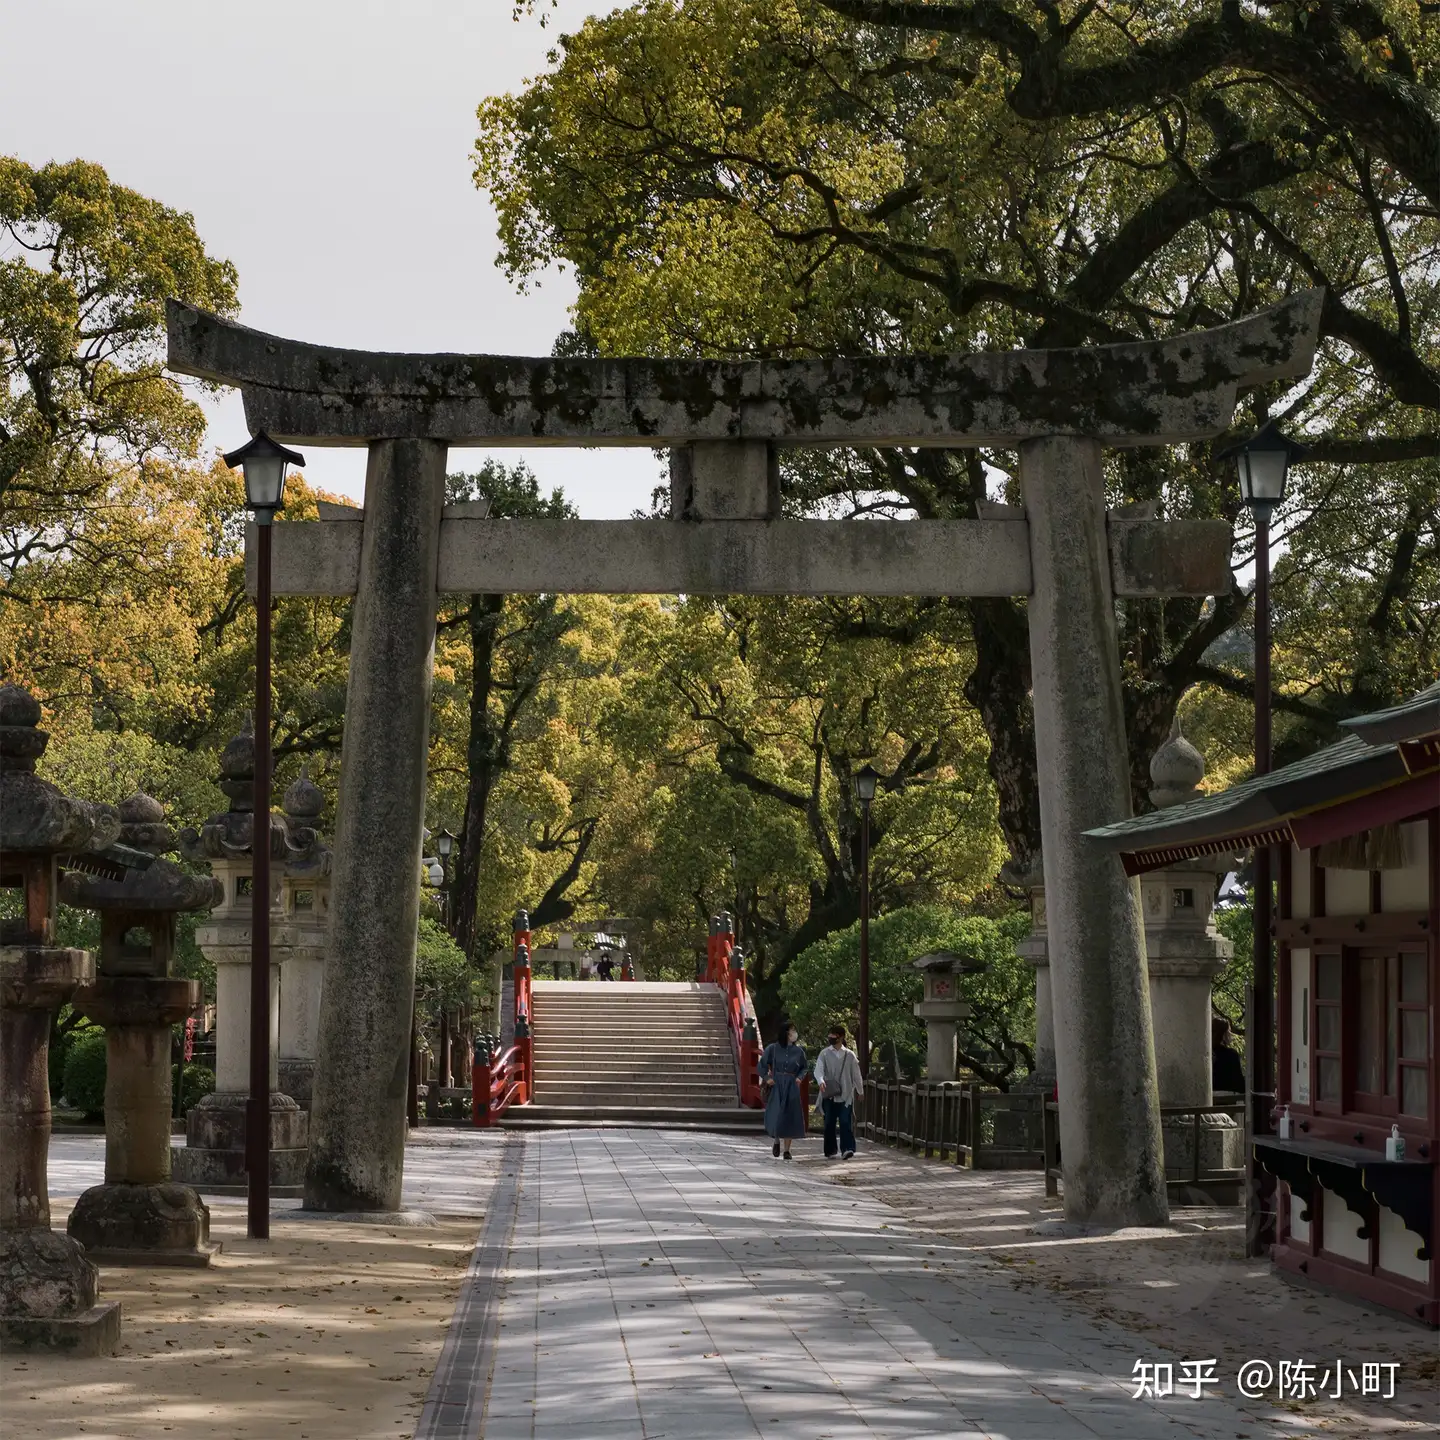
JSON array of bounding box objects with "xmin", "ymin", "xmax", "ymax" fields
[{"xmin": 758, "ymin": 1019, "xmax": 807, "ymax": 1159}]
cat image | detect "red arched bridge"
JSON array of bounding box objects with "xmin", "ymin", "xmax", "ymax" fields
[{"xmin": 472, "ymin": 911, "xmax": 794, "ymax": 1133}]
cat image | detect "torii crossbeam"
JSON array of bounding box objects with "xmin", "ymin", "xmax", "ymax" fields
[{"xmin": 168, "ymin": 291, "xmax": 1322, "ymax": 1226}]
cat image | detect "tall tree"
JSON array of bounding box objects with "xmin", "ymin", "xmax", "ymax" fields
[
  {"xmin": 433, "ymin": 463, "xmax": 590, "ymax": 961},
  {"xmin": 603, "ymin": 592, "xmax": 1006, "ymax": 1007},
  {"xmin": 1, "ymin": 156, "xmax": 238, "ymax": 562},
  {"xmin": 477, "ymin": 0, "xmax": 1439, "ymax": 867}
]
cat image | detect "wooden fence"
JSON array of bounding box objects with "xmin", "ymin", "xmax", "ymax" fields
[
  {"xmin": 859, "ymin": 1081, "xmax": 1045, "ymax": 1169},
  {"xmin": 1043, "ymin": 1096, "xmax": 1247, "ymax": 1198}
]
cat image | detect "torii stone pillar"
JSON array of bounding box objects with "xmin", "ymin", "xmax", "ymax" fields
[
  {"xmin": 1023, "ymin": 436, "xmax": 1167, "ymax": 1223},
  {"xmin": 166, "ymin": 289, "xmax": 1322, "ymax": 1224},
  {"xmin": 305, "ymin": 439, "xmax": 445, "ymax": 1211}
]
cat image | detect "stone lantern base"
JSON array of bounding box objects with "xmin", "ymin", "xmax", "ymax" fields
[
  {"xmin": 67, "ymin": 1183, "xmax": 216, "ymax": 1267},
  {"xmin": 0, "ymin": 1229, "xmax": 122, "ymax": 1358},
  {"xmin": 171, "ymin": 1091, "xmax": 309, "ymax": 1195},
  {"xmin": 1161, "ymin": 1111, "xmax": 1244, "ymax": 1205}
]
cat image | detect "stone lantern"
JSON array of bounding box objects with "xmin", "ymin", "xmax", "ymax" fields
[
  {"xmin": 1142, "ymin": 718, "xmax": 1243, "ymax": 1199},
  {"xmin": 273, "ymin": 769, "xmax": 332, "ymax": 1109},
  {"xmin": 60, "ymin": 794, "xmax": 223, "ymax": 1264},
  {"xmin": 912, "ymin": 950, "xmax": 984, "ymax": 1082},
  {"xmin": 171, "ymin": 723, "xmax": 309, "ymax": 1193},
  {"xmin": 1010, "ymin": 861, "xmax": 1055, "ymax": 1092},
  {"xmin": 0, "ymin": 683, "xmax": 122, "ymax": 1355}
]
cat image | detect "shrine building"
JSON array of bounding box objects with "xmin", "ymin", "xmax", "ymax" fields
[{"xmin": 1088, "ymin": 684, "xmax": 1438, "ymax": 1326}]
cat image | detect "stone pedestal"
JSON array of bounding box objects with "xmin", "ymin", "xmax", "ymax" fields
[
  {"xmin": 67, "ymin": 976, "xmax": 213, "ymax": 1265},
  {"xmin": 0, "ymin": 684, "xmax": 122, "ymax": 1355},
  {"xmin": 173, "ymin": 741, "xmax": 314, "ymax": 1194},
  {"xmin": 1, "ymin": 950, "xmax": 119, "ymax": 1354},
  {"xmin": 171, "ymin": 942, "xmax": 307, "ymax": 1193},
  {"xmin": 1014, "ymin": 880, "xmax": 1056, "ymax": 1092},
  {"xmin": 1, "ymin": 950, "xmax": 124, "ymax": 1355},
  {"xmin": 1140, "ymin": 720, "xmax": 1243, "ymax": 1201},
  {"xmin": 274, "ymin": 787, "xmax": 331, "ymax": 1112}
]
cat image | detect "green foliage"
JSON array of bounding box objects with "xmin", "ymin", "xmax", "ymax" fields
[
  {"xmin": 781, "ymin": 905, "xmax": 1033, "ymax": 1086},
  {"xmin": 415, "ymin": 917, "xmax": 476, "ymax": 1021},
  {"xmin": 49, "ymin": 1005, "xmax": 101, "ymax": 1098},
  {"xmin": 1213, "ymin": 899, "xmax": 1255, "ymax": 1052},
  {"xmin": 481, "ymin": 0, "xmax": 1440, "ymax": 844},
  {"xmin": 62, "ymin": 1030, "xmax": 107, "ymax": 1118},
  {"xmin": 0, "ymin": 154, "xmax": 239, "ymax": 529},
  {"xmin": 178, "ymin": 1062, "xmax": 215, "ymax": 1112}
]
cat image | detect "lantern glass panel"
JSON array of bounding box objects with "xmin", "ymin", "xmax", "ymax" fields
[{"xmin": 242, "ymin": 455, "xmax": 288, "ymax": 511}]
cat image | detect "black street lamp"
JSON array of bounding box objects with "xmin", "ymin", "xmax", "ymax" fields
[
  {"xmin": 853, "ymin": 764, "xmax": 880, "ymax": 1079},
  {"xmin": 223, "ymin": 430, "xmax": 304, "ymax": 1241},
  {"xmin": 1219, "ymin": 418, "xmax": 1305, "ymax": 1254}
]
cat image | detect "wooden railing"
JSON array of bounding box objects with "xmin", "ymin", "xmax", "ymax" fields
[
  {"xmin": 861, "ymin": 1081, "xmax": 1045, "ymax": 1168},
  {"xmin": 473, "ymin": 911, "xmax": 534, "ymax": 1127},
  {"xmin": 1043, "ymin": 1096, "xmax": 1247, "ymax": 1198}
]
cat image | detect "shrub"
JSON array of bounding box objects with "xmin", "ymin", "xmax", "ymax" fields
[
  {"xmin": 178, "ymin": 1062, "xmax": 216, "ymax": 1112},
  {"xmin": 62, "ymin": 1031, "xmax": 108, "ymax": 1119}
]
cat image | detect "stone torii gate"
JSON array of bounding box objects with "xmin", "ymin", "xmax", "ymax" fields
[{"xmin": 167, "ymin": 290, "xmax": 1321, "ymax": 1226}]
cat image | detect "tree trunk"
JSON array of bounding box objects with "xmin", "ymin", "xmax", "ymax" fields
[{"xmin": 452, "ymin": 594, "xmax": 506, "ymax": 963}]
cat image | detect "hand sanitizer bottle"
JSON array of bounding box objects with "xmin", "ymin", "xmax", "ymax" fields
[
  {"xmin": 1386, "ymin": 1124, "xmax": 1405, "ymax": 1162},
  {"xmin": 1277, "ymin": 1105, "xmax": 1292, "ymax": 1139}
]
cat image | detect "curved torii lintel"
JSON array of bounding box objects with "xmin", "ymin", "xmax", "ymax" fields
[{"xmin": 166, "ymin": 291, "xmax": 1322, "ymax": 449}]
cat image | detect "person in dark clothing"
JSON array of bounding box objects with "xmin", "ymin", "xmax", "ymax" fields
[
  {"xmin": 1212, "ymin": 1015, "xmax": 1246, "ymax": 1094},
  {"xmin": 595, "ymin": 953, "xmax": 616, "ymax": 981},
  {"xmin": 758, "ymin": 1019, "xmax": 807, "ymax": 1159}
]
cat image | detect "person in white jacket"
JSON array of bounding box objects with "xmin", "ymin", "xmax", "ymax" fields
[{"xmin": 814, "ymin": 1024, "xmax": 864, "ymax": 1159}]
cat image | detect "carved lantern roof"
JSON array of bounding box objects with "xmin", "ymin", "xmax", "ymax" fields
[
  {"xmin": 0, "ymin": 683, "xmax": 119, "ymax": 857},
  {"xmin": 60, "ymin": 791, "xmax": 223, "ymax": 915}
]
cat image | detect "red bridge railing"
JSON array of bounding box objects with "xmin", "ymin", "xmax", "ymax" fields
[
  {"xmin": 709, "ymin": 914, "xmax": 763, "ymax": 1110},
  {"xmin": 474, "ymin": 909, "xmax": 533, "ymax": 1126}
]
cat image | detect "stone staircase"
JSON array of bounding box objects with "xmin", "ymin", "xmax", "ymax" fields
[{"xmin": 504, "ymin": 980, "xmax": 765, "ymax": 1133}]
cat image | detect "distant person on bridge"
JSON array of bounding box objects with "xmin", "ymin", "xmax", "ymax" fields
[
  {"xmin": 814, "ymin": 1024, "xmax": 864, "ymax": 1160},
  {"xmin": 595, "ymin": 953, "xmax": 616, "ymax": 981},
  {"xmin": 758, "ymin": 1019, "xmax": 808, "ymax": 1160}
]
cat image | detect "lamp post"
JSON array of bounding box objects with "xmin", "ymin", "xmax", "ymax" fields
[
  {"xmin": 853, "ymin": 764, "xmax": 880, "ymax": 1078},
  {"xmin": 1220, "ymin": 418, "xmax": 1305, "ymax": 1253},
  {"xmin": 222, "ymin": 431, "xmax": 304, "ymax": 1241}
]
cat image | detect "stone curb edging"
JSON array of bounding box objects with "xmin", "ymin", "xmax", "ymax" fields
[{"xmin": 413, "ymin": 1132, "xmax": 524, "ymax": 1440}]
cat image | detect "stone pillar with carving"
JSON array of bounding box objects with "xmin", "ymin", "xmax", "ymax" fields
[
  {"xmin": 171, "ymin": 724, "xmax": 309, "ymax": 1193},
  {"xmin": 61, "ymin": 794, "xmax": 223, "ymax": 1264},
  {"xmin": 273, "ymin": 770, "xmax": 331, "ymax": 1110},
  {"xmin": 1143, "ymin": 719, "xmax": 1243, "ymax": 1200},
  {"xmin": 0, "ymin": 683, "xmax": 122, "ymax": 1355}
]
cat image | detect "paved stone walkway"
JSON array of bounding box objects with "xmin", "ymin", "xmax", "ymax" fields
[{"xmin": 421, "ymin": 1130, "xmax": 1310, "ymax": 1440}]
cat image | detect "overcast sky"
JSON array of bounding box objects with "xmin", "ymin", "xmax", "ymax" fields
[{"xmin": 0, "ymin": 0, "xmax": 657, "ymax": 515}]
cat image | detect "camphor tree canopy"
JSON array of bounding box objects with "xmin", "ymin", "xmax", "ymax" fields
[
  {"xmin": 478, "ymin": 0, "xmax": 1440, "ymax": 869},
  {"xmin": 781, "ymin": 904, "xmax": 1035, "ymax": 1083}
]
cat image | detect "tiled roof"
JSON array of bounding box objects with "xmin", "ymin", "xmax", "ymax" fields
[
  {"xmin": 1085, "ymin": 732, "xmax": 1403, "ymax": 853},
  {"xmin": 1085, "ymin": 681, "xmax": 1440, "ymax": 856},
  {"xmin": 1339, "ymin": 681, "xmax": 1440, "ymax": 746}
]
